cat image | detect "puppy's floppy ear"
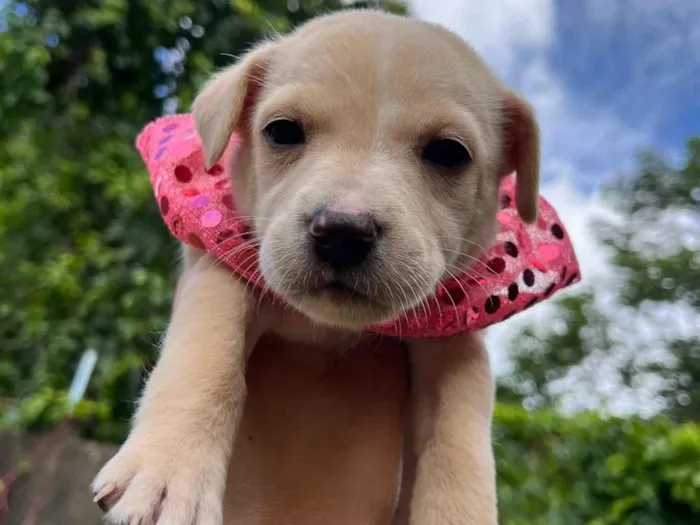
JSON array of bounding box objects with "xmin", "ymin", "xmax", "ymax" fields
[
  {"xmin": 500, "ymin": 91, "xmax": 540, "ymax": 223},
  {"xmin": 192, "ymin": 42, "xmax": 276, "ymax": 169}
]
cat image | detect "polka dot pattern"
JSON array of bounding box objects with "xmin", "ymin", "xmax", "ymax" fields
[
  {"xmin": 137, "ymin": 114, "xmax": 582, "ymax": 338},
  {"xmin": 487, "ymin": 257, "xmax": 506, "ymax": 274},
  {"xmin": 174, "ymin": 165, "xmax": 193, "ymax": 183},
  {"xmin": 215, "ymin": 179, "xmax": 231, "ymax": 191},
  {"xmin": 508, "ymin": 283, "xmax": 519, "ymax": 301},
  {"xmin": 504, "ymin": 241, "xmax": 519, "ymax": 258},
  {"xmin": 191, "ymin": 196, "xmax": 210, "ymax": 208},
  {"xmin": 159, "ymin": 196, "xmax": 169, "ymax": 215},
  {"xmin": 207, "ymin": 165, "xmax": 224, "ymax": 176},
  {"xmin": 201, "ymin": 209, "xmax": 222, "ymax": 228},
  {"xmin": 217, "ymin": 229, "xmax": 235, "ymax": 245},
  {"xmin": 181, "ymin": 188, "xmax": 200, "ymax": 197},
  {"xmin": 485, "ymin": 296, "xmax": 500, "ymax": 314},
  {"xmin": 222, "ymin": 194, "xmax": 234, "ymax": 209},
  {"xmin": 551, "ymin": 223, "xmax": 565, "ymax": 240}
]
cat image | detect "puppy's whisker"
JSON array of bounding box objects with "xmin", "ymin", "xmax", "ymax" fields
[
  {"xmin": 441, "ymin": 260, "xmax": 493, "ymax": 284},
  {"xmin": 220, "ymin": 52, "xmax": 241, "ymax": 61},
  {"xmin": 233, "ymin": 251, "xmax": 260, "ymax": 289},
  {"xmin": 218, "ymin": 238, "xmax": 261, "ymax": 260},
  {"xmin": 449, "ymin": 260, "xmax": 505, "ymax": 291},
  {"xmin": 215, "ymin": 216, "xmax": 268, "ymax": 229},
  {"xmin": 234, "ymin": 249, "xmax": 267, "ymax": 296},
  {"xmin": 207, "ymin": 241, "xmax": 260, "ymax": 275},
  {"xmin": 218, "ymin": 214, "xmax": 269, "ymax": 222},
  {"xmin": 449, "ymin": 265, "xmax": 493, "ymax": 299},
  {"xmin": 387, "ymin": 265, "xmax": 414, "ymax": 321},
  {"xmin": 382, "ymin": 261, "xmax": 415, "ymax": 319},
  {"xmin": 382, "ymin": 285, "xmax": 402, "ymax": 325},
  {"xmin": 393, "ymin": 260, "xmax": 432, "ymax": 321},
  {"xmin": 263, "ymin": 20, "xmax": 283, "ymax": 40},
  {"xmin": 459, "ymin": 265, "xmax": 502, "ymax": 287},
  {"xmin": 441, "ymin": 248, "xmax": 501, "ymax": 278},
  {"xmin": 437, "ymin": 235, "xmax": 491, "ymax": 258},
  {"xmin": 442, "ymin": 266, "xmax": 473, "ymax": 308},
  {"xmin": 247, "ymin": 274, "xmax": 268, "ymax": 317},
  {"xmin": 268, "ymin": 254, "xmax": 300, "ymax": 309},
  {"xmin": 254, "ymin": 261, "xmax": 275, "ymax": 314},
  {"xmin": 275, "ymin": 270, "xmax": 295, "ymax": 308},
  {"xmin": 210, "ymin": 232, "xmax": 262, "ymax": 251},
  {"xmin": 446, "ymin": 249, "xmax": 490, "ymax": 267},
  {"xmin": 436, "ymin": 280, "xmax": 461, "ymax": 329}
]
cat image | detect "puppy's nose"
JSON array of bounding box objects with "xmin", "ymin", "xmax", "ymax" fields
[{"xmin": 309, "ymin": 207, "xmax": 378, "ymax": 270}]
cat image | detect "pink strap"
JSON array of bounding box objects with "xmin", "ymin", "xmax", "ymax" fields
[{"xmin": 138, "ymin": 114, "xmax": 581, "ymax": 337}]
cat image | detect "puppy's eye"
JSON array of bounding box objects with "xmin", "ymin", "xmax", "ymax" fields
[
  {"xmin": 263, "ymin": 119, "xmax": 305, "ymax": 146},
  {"xmin": 422, "ymin": 139, "xmax": 472, "ymax": 169}
]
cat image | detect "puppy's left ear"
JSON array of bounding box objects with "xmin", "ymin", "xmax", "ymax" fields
[
  {"xmin": 192, "ymin": 42, "xmax": 277, "ymax": 169},
  {"xmin": 500, "ymin": 91, "xmax": 540, "ymax": 223}
]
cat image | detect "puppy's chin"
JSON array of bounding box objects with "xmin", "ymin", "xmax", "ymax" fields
[
  {"xmin": 259, "ymin": 255, "xmax": 437, "ymax": 330},
  {"xmin": 263, "ymin": 274, "xmax": 423, "ymax": 330},
  {"xmin": 286, "ymin": 292, "xmax": 393, "ymax": 331}
]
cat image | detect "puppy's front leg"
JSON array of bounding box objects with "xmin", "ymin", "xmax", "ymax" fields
[
  {"xmin": 407, "ymin": 332, "xmax": 497, "ymax": 525},
  {"xmin": 92, "ymin": 248, "xmax": 260, "ymax": 525}
]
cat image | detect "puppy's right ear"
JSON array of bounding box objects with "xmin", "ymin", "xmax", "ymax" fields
[{"xmin": 192, "ymin": 42, "xmax": 276, "ymax": 169}]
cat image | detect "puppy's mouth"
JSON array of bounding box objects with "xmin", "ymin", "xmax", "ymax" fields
[{"xmin": 308, "ymin": 279, "xmax": 373, "ymax": 302}]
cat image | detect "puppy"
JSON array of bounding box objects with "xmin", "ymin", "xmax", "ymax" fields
[{"xmin": 92, "ymin": 9, "xmax": 539, "ymax": 525}]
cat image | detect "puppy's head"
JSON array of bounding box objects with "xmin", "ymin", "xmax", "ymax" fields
[{"xmin": 192, "ymin": 10, "xmax": 540, "ymax": 330}]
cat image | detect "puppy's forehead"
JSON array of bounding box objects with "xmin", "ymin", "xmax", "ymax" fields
[{"xmin": 268, "ymin": 17, "xmax": 501, "ymax": 116}]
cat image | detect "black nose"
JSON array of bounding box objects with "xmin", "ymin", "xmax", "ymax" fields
[{"xmin": 309, "ymin": 207, "xmax": 378, "ymax": 271}]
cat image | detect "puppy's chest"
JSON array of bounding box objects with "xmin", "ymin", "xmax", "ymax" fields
[
  {"xmin": 251, "ymin": 298, "xmax": 410, "ymax": 403},
  {"xmin": 227, "ymin": 332, "xmax": 409, "ymax": 525}
]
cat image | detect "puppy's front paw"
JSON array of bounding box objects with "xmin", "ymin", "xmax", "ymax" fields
[{"xmin": 91, "ymin": 439, "xmax": 228, "ymax": 525}]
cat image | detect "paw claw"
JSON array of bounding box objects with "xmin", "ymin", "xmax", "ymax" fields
[
  {"xmin": 93, "ymin": 482, "xmax": 120, "ymax": 512},
  {"xmin": 91, "ymin": 440, "xmax": 227, "ymax": 525}
]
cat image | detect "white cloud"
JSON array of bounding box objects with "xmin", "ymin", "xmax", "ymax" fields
[{"xmin": 410, "ymin": 0, "xmax": 553, "ymax": 74}]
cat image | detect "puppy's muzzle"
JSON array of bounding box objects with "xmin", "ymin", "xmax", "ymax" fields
[{"xmin": 309, "ymin": 207, "xmax": 379, "ymax": 271}]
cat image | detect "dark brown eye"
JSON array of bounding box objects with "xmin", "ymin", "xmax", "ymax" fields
[
  {"xmin": 263, "ymin": 119, "xmax": 305, "ymax": 146},
  {"xmin": 422, "ymin": 138, "xmax": 472, "ymax": 169}
]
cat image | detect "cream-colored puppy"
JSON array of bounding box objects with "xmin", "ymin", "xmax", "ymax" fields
[{"xmin": 92, "ymin": 9, "xmax": 539, "ymax": 525}]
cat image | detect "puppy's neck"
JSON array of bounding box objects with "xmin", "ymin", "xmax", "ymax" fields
[{"xmin": 259, "ymin": 297, "xmax": 375, "ymax": 352}]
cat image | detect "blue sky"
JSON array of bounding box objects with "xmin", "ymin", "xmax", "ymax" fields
[{"xmin": 550, "ymin": 0, "xmax": 700, "ymax": 161}]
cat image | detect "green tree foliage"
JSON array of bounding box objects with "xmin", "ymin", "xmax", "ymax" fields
[
  {"xmin": 499, "ymin": 139, "xmax": 700, "ymax": 420},
  {"xmin": 495, "ymin": 405, "xmax": 700, "ymax": 525},
  {"xmin": 0, "ymin": 0, "xmax": 405, "ymax": 441}
]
